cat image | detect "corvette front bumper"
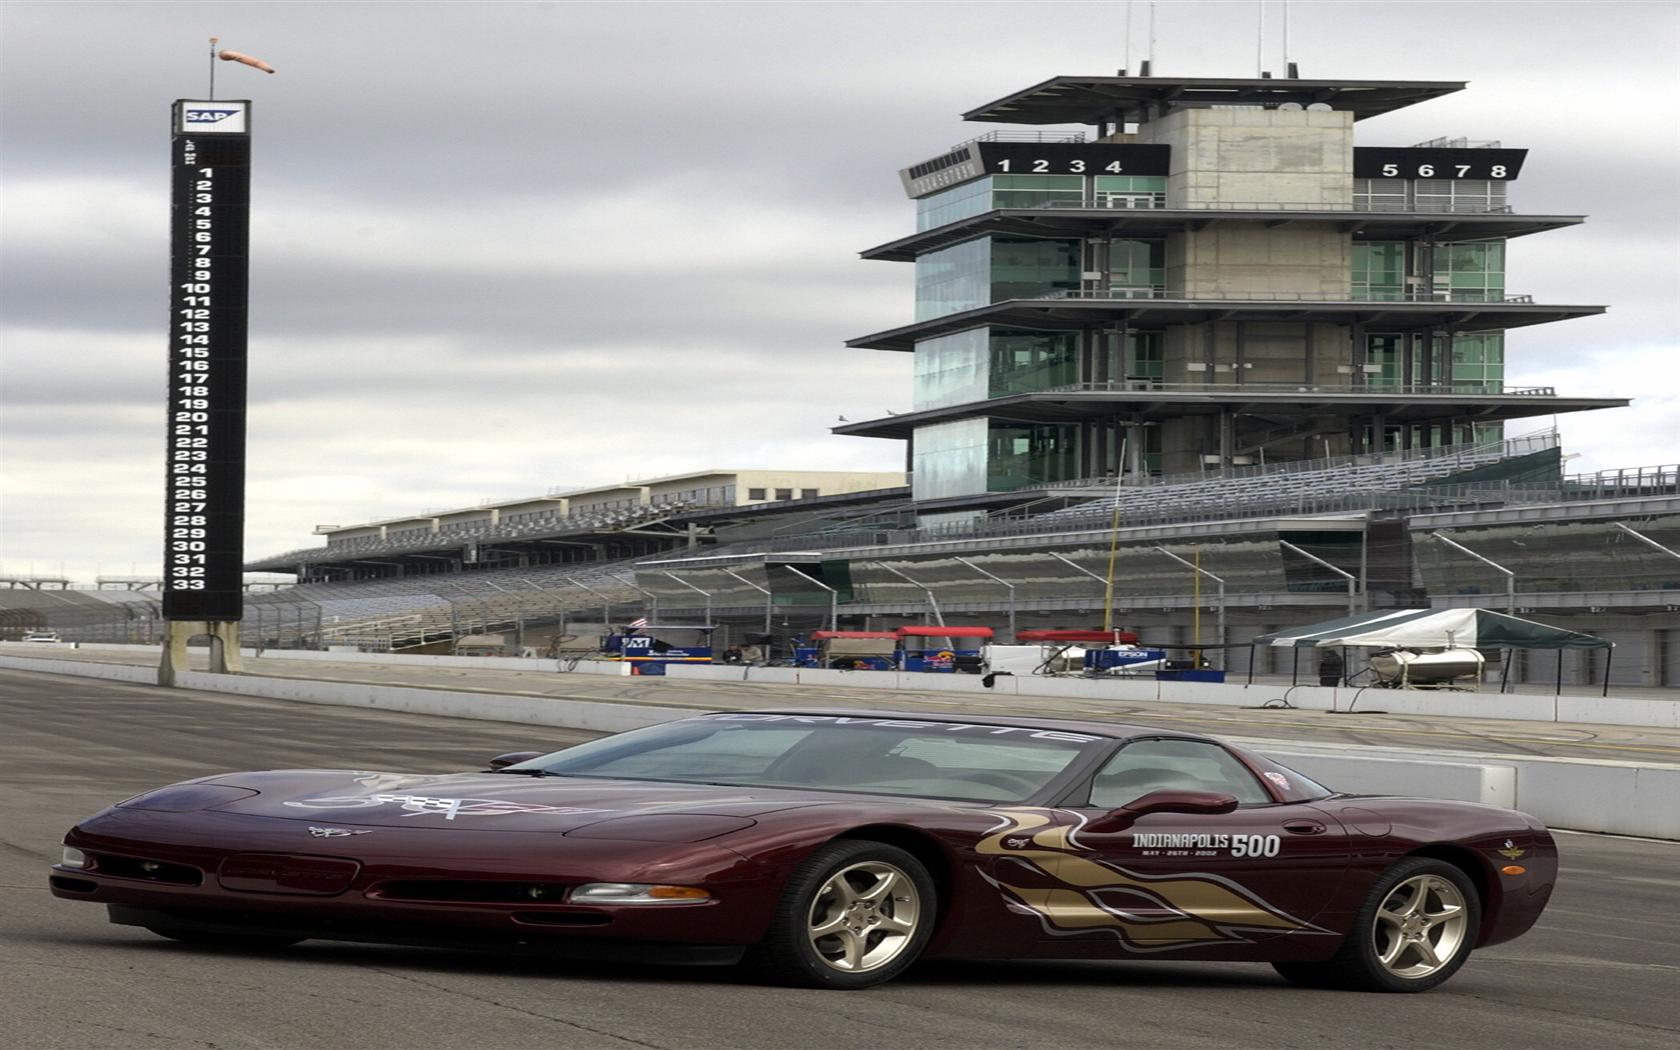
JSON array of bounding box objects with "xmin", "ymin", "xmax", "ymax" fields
[{"xmin": 52, "ymin": 808, "xmax": 784, "ymax": 953}]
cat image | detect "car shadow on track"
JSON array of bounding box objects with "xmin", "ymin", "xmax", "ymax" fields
[
  {"xmin": 908, "ymin": 958, "xmax": 1286, "ymax": 989},
  {"xmin": 33, "ymin": 929, "xmax": 1291, "ymax": 991}
]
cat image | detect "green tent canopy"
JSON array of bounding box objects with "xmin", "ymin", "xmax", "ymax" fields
[{"xmin": 1254, "ymin": 608, "xmax": 1610, "ymax": 650}]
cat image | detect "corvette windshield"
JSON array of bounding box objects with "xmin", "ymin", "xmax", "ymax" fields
[{"xmin": 510, "ymin": 714, "xmax": 1105, "ymax": 803}]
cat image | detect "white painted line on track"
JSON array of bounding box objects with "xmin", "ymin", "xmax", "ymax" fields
[{"xmin": 1553, "ymin": 829, "xmax": 1680, "ymax": 846}]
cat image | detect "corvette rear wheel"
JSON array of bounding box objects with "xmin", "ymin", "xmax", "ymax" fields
[
  {"xmin": 753, "ymin": 840, "xmax": 936, "ymax": 989},
  {"xmin": 1275, "ymin": 856, "xmax": 1479, "ymax": 992}
]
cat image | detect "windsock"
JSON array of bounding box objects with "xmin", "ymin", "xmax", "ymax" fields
[{"xmin": 218, "ymin": 50, "xmax": 276, "ymax": 74}]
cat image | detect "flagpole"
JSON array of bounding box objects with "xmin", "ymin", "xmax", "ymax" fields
[{"xmin": 208, "ymin": 37, "xmax": 218, "ymax": 99}]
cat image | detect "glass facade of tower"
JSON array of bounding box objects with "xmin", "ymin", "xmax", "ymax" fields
[
  {"xmin": 912, "ymin": 328, "xmax": 1082, "ymax": 409},
  {"xmin": 857, "ymin": 79, "xmax": 1604, "ymax": 504},
  {"xmin": 910, "ymin": 417, "xmax": 1081, "ymax": 498},
  {"xmin": 916, "ymin": 174, "xmax": 1167, "ymax": 230}
]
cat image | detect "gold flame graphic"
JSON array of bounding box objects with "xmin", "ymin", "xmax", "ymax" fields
[{"xmin": 978, "ymin": 809, "xmax": 1322, "ymax": 949}]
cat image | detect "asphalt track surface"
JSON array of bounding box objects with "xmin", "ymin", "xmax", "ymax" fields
[{"xmin": 3, "ymin": 668, "xmax": 1677, "ymax": 1050}]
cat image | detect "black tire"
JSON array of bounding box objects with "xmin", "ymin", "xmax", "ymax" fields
[
  {"xmin": 1279, "ymin": 856, "xmax": 1481, "ymax": 993},
  {"xmin": 146, "ymin": 927, "xmax": 305, "ymax": 949},
  {"xmin": 750, "ymin": 839, "xmax": 937, "ymax": 990}
]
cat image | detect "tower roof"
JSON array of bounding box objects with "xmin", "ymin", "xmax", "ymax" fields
[{"xmin": 963, "ymin": 76, "xmax": 1466, "ymax": 125}]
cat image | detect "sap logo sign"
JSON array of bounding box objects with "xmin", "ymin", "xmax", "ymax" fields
[{"xmin": 185, "ymin": 109, "xmax": 241, "ymax": 124}]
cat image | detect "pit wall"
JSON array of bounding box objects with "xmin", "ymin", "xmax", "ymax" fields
[
  {"xmin": 2, "ymin": 650, "xmax": 1676, "ymax": 840},
  {"xmin": 658, "ymin": 663, "xmax": 1680, "ymax": 730}
]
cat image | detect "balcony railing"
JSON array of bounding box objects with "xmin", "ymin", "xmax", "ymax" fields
[
  {"xmin": 947, "ymin": 129, "xmax": 1087, "ymax": 152},
  {"xmin": 1017, "ymin": 197, "xmax": 1515, "ymax": 214},
  {"xmin": 1040, "ymin": 380, "xmax": 1557, "ymax": 398},
  {"xmin": 1033, "ymin": 288, "xmax": 1533, "ymax": 304}
]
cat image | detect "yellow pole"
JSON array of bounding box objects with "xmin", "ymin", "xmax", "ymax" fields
[
  {"xmin": 1102, "ymin": 436, "xmax": 1127, "ymax": 631},
  {"xmin": 1192, "ymin": 545, "xmax": 1202, "ymax": 664}
]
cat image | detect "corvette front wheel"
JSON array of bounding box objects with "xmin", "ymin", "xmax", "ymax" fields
[
  {"xmin": 1276, "ymin": 856, "xmax": 1480, "ymax": 992},
  {"xmin": 753, "ymin": 839, "xmax": 936, "ymax": 989}
]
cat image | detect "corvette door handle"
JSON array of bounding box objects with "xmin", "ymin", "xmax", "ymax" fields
[{"xmin": 1282, "ymin": 820, "xmax": 1326, "ymax": 835}]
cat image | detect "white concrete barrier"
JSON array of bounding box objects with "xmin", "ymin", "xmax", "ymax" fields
[
  {"xmin": 1257, "ymin": 749, "xmax": 1518, "ymax": 809},
  {"xmin": 0, "ymin": 655, "xmax": 155, "ymax": 684},
  {"xmin": 26, "ymin": 644, "xmax": 1676, "ymax": 729},
  {"xmin": 4, "ymin": 651, "xmax": 1676, "ymax": 839},
  {"xmin": 1238, "ymin": 738, "xmax": 1680, "ymax": 840}
]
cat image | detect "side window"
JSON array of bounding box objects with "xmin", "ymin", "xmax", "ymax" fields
[{"xmin": 1089, "ymin": 738, "xmax": 1271, "ymax": 808}]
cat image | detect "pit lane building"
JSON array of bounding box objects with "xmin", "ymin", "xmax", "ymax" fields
[{"xmin": 25, "ymin": 71, "xmax": 1678, "ymax": 686}]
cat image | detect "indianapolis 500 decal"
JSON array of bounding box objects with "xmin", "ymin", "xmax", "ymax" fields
[{"xmin": 977, "ymin": 809, "xmax": 1332, "ymax": 951}]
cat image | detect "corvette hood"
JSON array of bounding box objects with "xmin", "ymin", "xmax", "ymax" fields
[{"xmin": 192, "ymin": 770, "xmax": 842, "ymax": 831}]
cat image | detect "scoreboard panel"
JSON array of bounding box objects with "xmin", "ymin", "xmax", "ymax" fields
[
  {"xmin": 1352, "ymin": 147, "xmax": 1527, "ymax": 181},
  {"xmin": 974, "ymin": 142, "xmax": 1171, "ymax": 178},
  {"xmin": 164, "ymin": 100, "xmax": 251, "ymax": 621}
]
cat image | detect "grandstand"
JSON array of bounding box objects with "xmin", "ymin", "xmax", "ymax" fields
[{"xmin": 0, "ymin": 580, "xmax": 163, "ymax": 643}]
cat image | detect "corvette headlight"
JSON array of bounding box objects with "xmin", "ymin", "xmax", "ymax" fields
[
  {"xmin": 569, "ymin": 883, "xmax": 711, "ymax": 905},
  {"xmin": 61, "ymin": 847, "xmax": 87, "ymax": 869}
]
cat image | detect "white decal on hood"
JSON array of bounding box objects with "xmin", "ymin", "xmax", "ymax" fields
[{"xmin": 283, "ymin": 794, "xmax": 610, "ymax": 821}]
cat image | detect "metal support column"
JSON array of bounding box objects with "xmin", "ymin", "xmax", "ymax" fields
[
  {"xmin": 955, "ymin": 557, "xmax": 1016, "ymax": 641},
  {"xmin": 1430, "ymin": 532, "xmax": 1515, "ymax": 615},
  {"xmin": 780, "ymin": 565, "xmax": 838, "ymax": 633},
  {"xmin": 875, "ymin": 562, "xmax": 944, "ymax": 627},
  {"xmin": 723, "ymin": 567, "xmax": 775, "ymax": 642},
  {"xmin": 565, "ymin": 577, "xmax": 615, "ymax": 628},
  {"xmin": 1153, "ymin": 546, "xmax": 1227, "ymax": 669},
  {"xmin": 610, "ymin": 573, "xmax": 660, "ymax": 623},
  {"xmin": 1280, "ymin": 540, "xmax": 1358, "ymax": 617},
  {"xmin": 519, "ymin": 577, "xmax": 565, "ymax": 644},
  {"xmin": 1613, "ymin": 522, "xmax": 1680, "ymax": 562},
  {"xmin": 1048, "ymin": 551, "xmax": 1108, "ymax": 595},
  {"xmin": 661, "ymin": 571, "xmax": 714, "ymax": 625}
]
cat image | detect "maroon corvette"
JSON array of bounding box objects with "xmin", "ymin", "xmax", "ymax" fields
[{"xmin": 50, "ymin": 710, "xmax": 1556, "ymax": 990}]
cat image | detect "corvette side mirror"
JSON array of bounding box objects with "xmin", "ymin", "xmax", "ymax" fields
[
  {"xmin": 1083, "ymin": 789, "xmax": 1241, "ymax": 834},
  {"xmin": 488, "ymin": 751, "xmax": 547, "ymax": 770}
]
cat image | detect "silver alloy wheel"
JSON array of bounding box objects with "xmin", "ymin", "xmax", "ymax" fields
[
  {"xmin": 806, "ymin": 860, "xmax": 922, "ymax": 973},
  {"xmin": 1371, "ymin": 873, "xmax": 1470, "ymax": 979}
]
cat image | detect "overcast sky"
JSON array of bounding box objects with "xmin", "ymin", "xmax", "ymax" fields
[{"xmin": 2, "ymin": 0, "xmax": 1677, "ymax": 581}]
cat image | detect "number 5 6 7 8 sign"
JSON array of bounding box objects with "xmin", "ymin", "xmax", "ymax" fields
[{"xmin": 1353, "ymin": 147, "xmax": 1526, "ymax": 181}]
